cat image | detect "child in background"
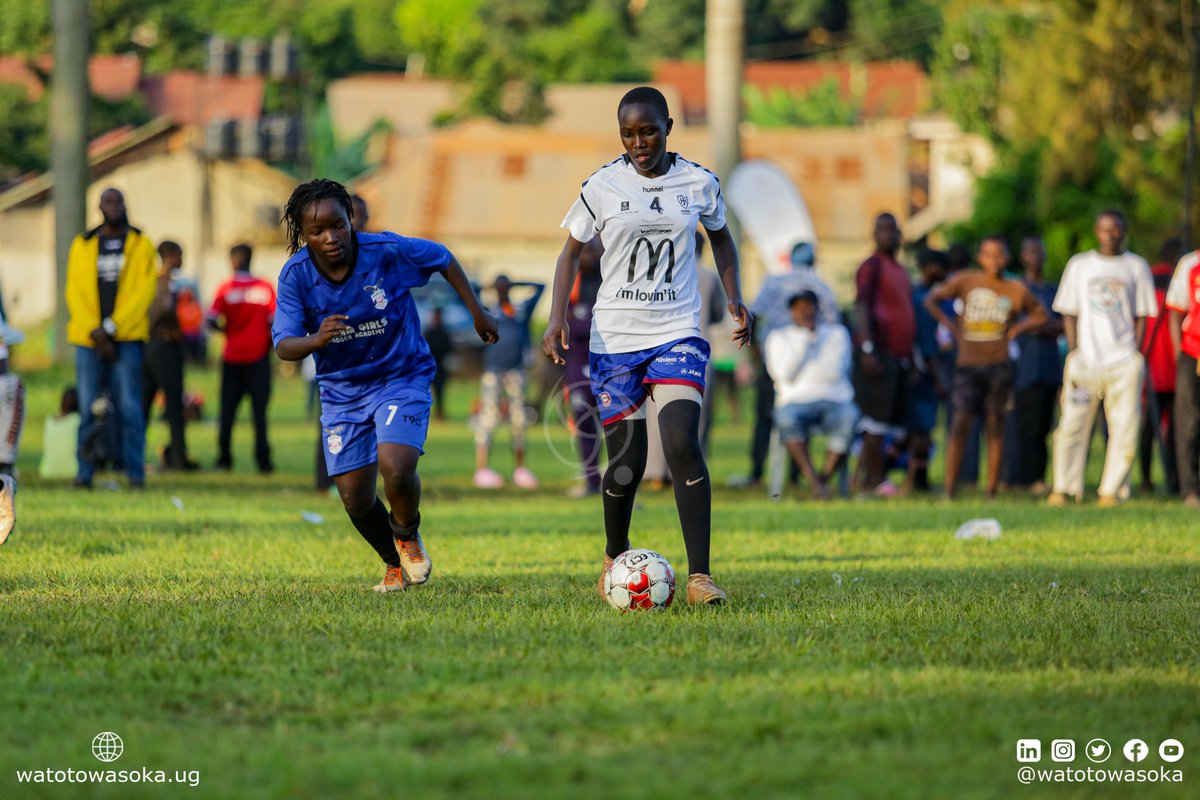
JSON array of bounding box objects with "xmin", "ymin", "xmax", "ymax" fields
[
  {"xmin": 40, "ymin": 388, "xmax": 81, "ymax": 481},
  {"xmin": 473, "ymin": 275, "xmax": 545, "ymax": 489}
]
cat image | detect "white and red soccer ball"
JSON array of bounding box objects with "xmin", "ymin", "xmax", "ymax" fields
[{"xmin": 603, "ymin": 549, "xmax": 676, "ymax": 612}]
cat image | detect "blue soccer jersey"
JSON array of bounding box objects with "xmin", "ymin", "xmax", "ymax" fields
[{"xmin": 273, "ymin": 232, "xmax": 449, "ymax": 415}]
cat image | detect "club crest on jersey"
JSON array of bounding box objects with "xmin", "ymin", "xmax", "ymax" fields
[
  {"xmin": 325, "ymin": 426, "xmax": 345, "ymax": 455},
  {"xmin": 676, "ymin": 194, "xmax": 690, "ymax": 209},
  {"xmin": 599, "ymin": 391, "xmax": 612, "ymax": 407},
  {"xmin": 365, "ymin": 283, "xmax": 388, "ymax": 310}
]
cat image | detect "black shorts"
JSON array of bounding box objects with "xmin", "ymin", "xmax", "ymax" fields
[
  {"xmin": 952, "ymin": 362, "xmax": 1014, "ymax": 418},
  {"xmin": 852, "ymin": 351, "xmax": 909, "ymax": 432}
]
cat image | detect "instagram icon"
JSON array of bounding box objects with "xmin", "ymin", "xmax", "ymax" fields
[{"xmin": 1051, "ymin": 740, "xmax": 1075, "ymax": 762}]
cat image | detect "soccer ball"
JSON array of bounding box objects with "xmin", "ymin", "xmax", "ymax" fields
[{"xmin": 603, "ymin": 549, "xmax": 676, "ymax": 612}]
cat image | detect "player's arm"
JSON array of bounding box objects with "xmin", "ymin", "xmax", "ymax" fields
[
  {"xmin": 276, "ymin": 315, "xmax": 354, "ymax": 361},
  {"xmin": 438, "ymin": 255, "xmax": 497, "ymax": 344},
  {"xmin": 1135, "ymin": 316, "xmax": 1148, "ymax": 347},
  {"xmin": 543, "ymin": 234, "xmax": 586, "ymax": 365},
  {"xmin": 707, "ymin": 224, "xmax": 751, "ymax": 347}
]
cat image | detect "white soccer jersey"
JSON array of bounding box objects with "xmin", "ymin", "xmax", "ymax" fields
[{"xmin": 561, "ymin": 153, "xmax": 727, "ymax": 354}]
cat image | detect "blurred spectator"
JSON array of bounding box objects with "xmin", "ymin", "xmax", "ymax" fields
[
  {"xmin": 565, "ymin": 239, "xmax": 604, "ymax": 497},
  {"xmin": 1139, "ymin": 238, "xmax": 1182, "ymax": 494},
  {"xmin": 735, "ymin": 241, "xmax": 837, "ymax": 488},
  {"xmin": 765, "ymin": 290, "xmax": 857, "ymax": 500},
  {"xmin": 0, "ymin": 306, "xmax": 23, "ymax": 543},
  {"xmin": 142, "ymin": 241, "xmax": 197, "ymax": 471},
  {"xmin": 175, "ymin": 281, "xmax": 207, "ymax": 364},
  {"xmin": 924, "ymin": 236, "xmax": 1047, "ymax": 499},
  {"xmin": 208, "ymin": 243, "xmax": 276, "ymax": 474},
  {"xmin": 1006, "ymin": 236, "xmax": 1064, "ymax": 494},
  {"xmin": 1049, "ymin": 211, "xmax": 1156, "ymax": 506},
  {"xmin": 41, "ymin": 387, "xmax": 80, "ymax": 479},
  {"xmin": 907, "ymin": 248, "xmax": 949, "ymax": 493},
  {"xmin": 425, "ymin": 308, "xmax": 454, "ymax": 422},
  {"xmin": 474, "ymin": 275, "xmax": 545, "ymax": 489},
  {"xmin": 852, "ymin": 213, "xmax": 914, "ymax": 496},
  {"xmin": 66, "ymin": 187, "xmax": 156, "ymax": 489},
  {"xmin": 1167, "ymin": 244, "xmax": 1200, "ymax": 507}
]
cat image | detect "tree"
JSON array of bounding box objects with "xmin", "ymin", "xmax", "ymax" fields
[{"xmin": 935, "ymin": 0, "xmax": 1197, "ymax": 260}]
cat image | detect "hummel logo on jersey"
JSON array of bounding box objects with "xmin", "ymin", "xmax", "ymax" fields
[
  {"xmin": 365, "ymin": 283, "xmax": 388, "ymax": 310},
  {"xmin": 642, "ymin": 186, "xmax": 664, "ymax": 192}
]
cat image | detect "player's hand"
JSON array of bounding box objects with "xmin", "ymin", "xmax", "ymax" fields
[
  {"xmin": 729, "ymin": 301, "xmax": 752, "ymax": 348},
  {"xmin": 542, "ymin": 316, "xmax": 569, "ymax": 365},
  {"xmin": 474, "ymin": 310, "xmax": 499, "ymax": 344},
  {"xmin": 312, "ymin": 314, "xmax": 353, "ymax": 349}
]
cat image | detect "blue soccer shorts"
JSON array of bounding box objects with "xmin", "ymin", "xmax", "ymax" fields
[
  {"xmin": 321, "ymin": 382, "xmax": 432, "ymax": 476},
  {"xmin": 589, "ymin": 336, "xmax": 710, "ymax": 426}
]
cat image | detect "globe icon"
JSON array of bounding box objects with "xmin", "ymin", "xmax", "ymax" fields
[{"xmin": 91, "ymin": 732, "xmax": 123, "ymax": 762}]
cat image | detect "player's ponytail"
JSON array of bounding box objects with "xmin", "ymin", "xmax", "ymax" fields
[{"xmin": 282, "ymin": 179, "xmax": 354, "ymax": 254}]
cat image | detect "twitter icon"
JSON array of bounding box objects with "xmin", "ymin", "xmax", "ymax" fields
[{"xmin": 1085, "ymin": 739, "xmax": 1112, "ymax": 763}]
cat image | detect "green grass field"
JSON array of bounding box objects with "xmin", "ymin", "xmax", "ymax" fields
[{"xmin": 1, "ymin": 361, "xmax": 1197, "ymax": 799}]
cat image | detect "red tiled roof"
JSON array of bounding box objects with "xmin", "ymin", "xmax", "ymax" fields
[
  {"xmin": 654, "ymin": 59, "xmax": 929, "ymax": 121},
  {"xmin": 0, "ymin": 53, "xmax": 141, "ymax": 101},
  {"xmin": 139, "ymin": 71, "xmax": 265, "ymax": 125}
]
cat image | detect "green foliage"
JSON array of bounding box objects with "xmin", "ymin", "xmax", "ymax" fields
[
  {"xmin": 937, "ymin": 1, "xmax": 1196, "ymax": 261},
  {"xmin": 0, "ymin": 85, "xmax": 49, "ymax": 182},
  {"xmin": 307, "ymin": 103, "xmax": 392, "ymax": 185},
  {"xmin": 743, "ymin": 78, "xmax": 861, "ymax": 127}
]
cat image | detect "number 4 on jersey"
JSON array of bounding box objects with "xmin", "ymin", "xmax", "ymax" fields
[{"xmin": 649, "ymin": 196, "xmax": 662, "ymax": 214}]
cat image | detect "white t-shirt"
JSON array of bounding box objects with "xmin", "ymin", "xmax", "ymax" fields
[
  {"xmin": 1052, "ymin": 250, "xmax": 1156, "ymax": 369},
  {"xmin": 764, "ymin": 322, "xmax": 854, "ymax": 406},
  {"xmin": 561, "ymin": 153, "xmax": 726, "ymax": 354}
]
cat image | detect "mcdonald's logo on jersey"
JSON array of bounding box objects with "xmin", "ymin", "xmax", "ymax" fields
[{"xmin": 626, "ymin": 237, "xmax": 676, "ymax": 283}]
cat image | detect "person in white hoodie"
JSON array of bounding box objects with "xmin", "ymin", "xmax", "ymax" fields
[
  {"xmin": 765, "ymin": 290, "xmax": 857, "ymax": 499},
  {"xmin": 0, "ymin": 306, "xmax": 24, "ymax": 546}
]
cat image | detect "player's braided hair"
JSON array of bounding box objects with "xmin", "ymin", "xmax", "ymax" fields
[
  {"xmin": 618, "ymin": 86, "xmax": 670, "ymax": 120},
  {"xmin": 282, "ymin": 179, "xmax": 353, "ymax": 254}
]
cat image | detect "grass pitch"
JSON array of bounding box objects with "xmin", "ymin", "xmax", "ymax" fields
[{"xmin": 1, "ymin": 363, "xmax": 1197, "ymax": 799}]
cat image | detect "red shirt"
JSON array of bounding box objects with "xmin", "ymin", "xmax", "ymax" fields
[
  {"xmin": 209, "ymin": 272, "xmax": 276, "ymax": 364},
  {"xmin": 855, "ymin": 251, "xmax": 916, "ymax": 359},
  {"xmin": 1141, "ymin": 263, "xmax": 1177, "ymax": 392},
  {"xmin": 1166, "ymin": 251, "xmax": 1200, "ymax": 360}
]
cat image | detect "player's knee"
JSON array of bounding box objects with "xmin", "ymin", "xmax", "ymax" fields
[{"xmin": 339, "ymin": 486, "xmax": 376, "ymax": 518}]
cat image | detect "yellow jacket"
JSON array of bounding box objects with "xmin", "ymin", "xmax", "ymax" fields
[{"xmin": 65, "ymin": 226, "xmax": 158, "ymax": 347}]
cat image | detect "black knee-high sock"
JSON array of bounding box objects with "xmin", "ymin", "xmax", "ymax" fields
[
  {"xmin": 349, "ymin": 497, "xmax": 401, "ymax": 567},
  {"xmin": 601, "ymin": 418, "xmax": 647, "ymax": 558},
  {"xmin": 658, "ymin": 400, "xmax": 711, "ymax": 576}
]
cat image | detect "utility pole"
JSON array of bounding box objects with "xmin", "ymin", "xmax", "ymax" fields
[
  {"xmin": 706, "ymin": 0, "xmax": 744, "ymax": 185},
  {"xmin": 51, "ymin": 0, "xmax": 90, "ymax": 364}
]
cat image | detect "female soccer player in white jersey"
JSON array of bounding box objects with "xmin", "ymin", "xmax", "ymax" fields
[
  {"xmin": 542, "ymin": 87, "xmax": 752, "ymax": 605},
  {"xmin": 273, "ymin": 179, "xmax": 498, "ymax": 592}
]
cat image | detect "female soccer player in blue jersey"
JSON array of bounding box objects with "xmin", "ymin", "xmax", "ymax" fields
[
  {"xmin": 542, "ymin": 87, "xmax": 752, "ymax": 605},
  {"xmin": 274, "ymin": 179, "xmax": 498, "ymax": 592}
]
